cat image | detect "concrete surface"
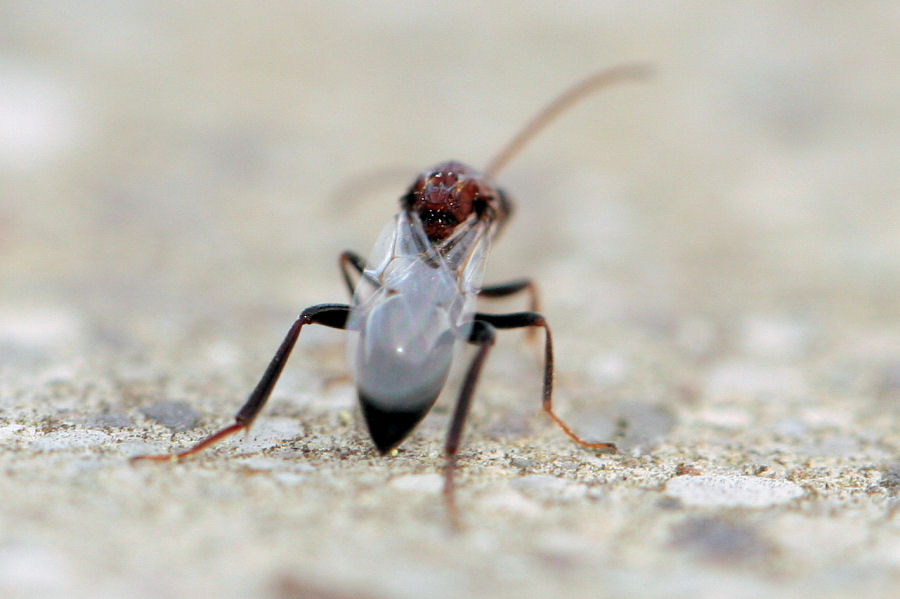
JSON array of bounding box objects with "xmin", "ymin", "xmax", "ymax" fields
[{"xmin": 1, "ymin": 3, "xmax": 898, "ymax": 598}]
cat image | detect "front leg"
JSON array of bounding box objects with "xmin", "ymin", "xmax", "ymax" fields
[
  {"xmin": 479, "ymin": 278, "xmax": 540, "ymax": 313},
  {"xmin": 132, "ymin": 303, "xmax": 351, "ymax": 462},
  {"xmin": 339, "ymin": 250, "xmax": 385, "ymax": 299}
]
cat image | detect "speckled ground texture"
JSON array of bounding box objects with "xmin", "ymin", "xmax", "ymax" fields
[{"xmin": 1, "ymin": 3, "xmax": 898, "ymax": 598}]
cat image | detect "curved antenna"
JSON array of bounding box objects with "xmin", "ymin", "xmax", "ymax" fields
[{"xmin": 483, "ymin": 63, "xmax": 653, "ymax": 179}]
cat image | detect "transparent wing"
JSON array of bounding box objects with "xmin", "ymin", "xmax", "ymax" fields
[{"xmin": 346, "ymin": 211, "xmax": 492, "ymax": 412}]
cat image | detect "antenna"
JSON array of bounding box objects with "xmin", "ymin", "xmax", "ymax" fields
[{"xmin": 483, "ymin": 64, "xmax": 652, "ymax": 179}]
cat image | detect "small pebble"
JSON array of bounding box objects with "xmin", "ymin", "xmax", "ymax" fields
[
  {"xmin": 878, "ymin": 463, "xmax": 900, "ymax": 493},
  {"xmin": 509, "ymin": 456, "xmax": 535, "ymax": 470}
]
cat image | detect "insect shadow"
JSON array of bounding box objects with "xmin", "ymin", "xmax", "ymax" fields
[{"xmin": 132, "ymin": 64, "xmax": 650, "ymax": 526}]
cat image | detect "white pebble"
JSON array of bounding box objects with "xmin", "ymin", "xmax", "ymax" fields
[
  {"xmin": 31, "ymin": 429, "xmax": 112, "ymax": 452},
  {"xmin": 666, "ymin": 475, "xmax": 803, "ymax": 508},
  {"xmin": 479, "ymin": 489, "xmax": 540, "ymax": 516},
  {"xmin": 512, "ymin": 474, "xmax": 572, "ymax": 492},
  {"xmin": 389, "ymin": 473, "xmax": 442, "ymax": 493},
  {"xmin": 705, "ymin": 361, "xmax": 807, "ymax": 398},
  {"xmin": 0, "ymin": 62, "xmax": 86, "ymax": 170},
  {"xmin": 0, "ymin": 306, "xmax": 82, "ymax": 349},
  {"xmin": 739, "ymin": 316, "xmax": 810, "ymax": 360},
  {"xmin": 0, "ymin": 545, "xmax": 72, "ymax": 593},
  {"xmin": 694, "ymin": 407, "xmax": 752, "ymax": 429},
  {"xmin": 588, "ymin": 353, "xmax": 629, "ymax": 388}
]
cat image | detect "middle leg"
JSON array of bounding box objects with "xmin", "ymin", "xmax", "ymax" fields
[
  {"xmin": 479, "ymin": 279, "xmax": 540, "ymax": 342},
  {"xmin": 443, "ymin": 319, "xmax": 496, "ymax": 527},
  {"xmin": 479, "ymin": 278, "xmax": 540, "ymax": 313},
  {"xmin": 475, "ymin": 311, "xmax": 617, "ymax": 452}
]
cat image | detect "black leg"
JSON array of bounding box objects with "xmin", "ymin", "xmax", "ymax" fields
[
  {"xmin": 443, "ymin": 319, "xmax": 496, "ymax": 527},
  {"xmin": 479, "ymin": 278, "xmax": 540, "ymax": 313},
  {"xmin": 474, "ymin": 311, "xmax": 617, "ymax": 453},
  {"xmin": 132, "ymin": 303, "xmax": 351, "ymax": 462},
  {"xmin": 338, "ymin": 250, "xmax": 383, "ymax": 298}
]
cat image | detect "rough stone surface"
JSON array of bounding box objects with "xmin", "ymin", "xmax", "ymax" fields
[{"xmin": 1, "ymin": 4, "xmax": 898, "ymax": 599}]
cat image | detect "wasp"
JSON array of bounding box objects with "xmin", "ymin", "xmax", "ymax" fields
[{"xmin": 133, "ymin": 65, "xmax": 649, "ymax": 523}]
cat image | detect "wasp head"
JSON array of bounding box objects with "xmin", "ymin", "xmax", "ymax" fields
[{"xmin": 401, "ymin": 161, "xmax": 511, "ymax": 241}]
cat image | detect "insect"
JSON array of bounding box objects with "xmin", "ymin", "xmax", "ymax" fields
[{"xmin": 133, "ymin": 64, "xmax": 649, "ymax": 522}]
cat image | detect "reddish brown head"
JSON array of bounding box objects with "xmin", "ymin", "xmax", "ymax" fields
[{"xmin": 401, "ymin": 161, "xmax": 511, "ymax": 241}]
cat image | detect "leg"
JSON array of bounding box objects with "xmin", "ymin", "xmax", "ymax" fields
[
  {"xmin": 475, "ymin": 311, "xmax": 617, "ymax": 452},
  {"xmin": 340, "ymin": 250, "xmax": 387, "ymax": 300},
  {"xmin": 479, "ymin": 279, "xmax": 540, "ymax": 342},
  {"xmin": 444, "ymin": 319, "xmax": 496, "ymax": 527},
  {"xmin": 479, "ymin": 278, "xmax": 540, "ymax": 313},
  {"xmin": 132, "ymin": 303, "xmax": 351, "ymax": 462},
  {"xmin": 339, "ymin": 251, "xmax": 367, "ymax": 296}
]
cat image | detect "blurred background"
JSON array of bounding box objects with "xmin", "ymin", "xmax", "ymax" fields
[
  {"xmin": 3, "ymin": 2, "xmax": 897, "ymax": 340},
  {"xmin": 0, "ymin": 3, "xmax": 898, "ymax": 598}
]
